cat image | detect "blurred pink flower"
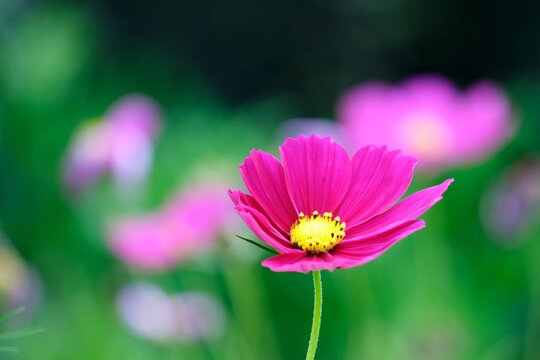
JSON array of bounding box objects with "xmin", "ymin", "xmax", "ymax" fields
[
  {"xmin": 229, "ymin": 135, "xmax": 452, "ymax": 273},
  {"xmin": 63, "ymin": 94, "xmax": 161, "ymax": 193},
  {"xmin": 116, "ymin": 282, "xmax": 225, "ymax": 343},
  {"xmin": 338, "ymin": 74, "xmax": 514, "ymax": 170},
  {"xmin": 108, "ymin": 184, "xmax": 232, "ymax": 270},
  {"xmin": 106, "ymin": 215, "xmax": 178, "ymax": 270}
]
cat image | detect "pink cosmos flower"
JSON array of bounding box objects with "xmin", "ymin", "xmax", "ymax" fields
[
  {"xmin": 229, "ymin": 135, "xmax": 453, "ymax": 273},
  {"xmin": 63, "ymin": 94, "xmax": 161, "ymax": 193},
  {"xmin": 338, "ymin": 74, "xmax": 513, "ymax": 170},
  {"xmin": 108, "ymin": 185, "xmax": 232, "ymax": 270}
]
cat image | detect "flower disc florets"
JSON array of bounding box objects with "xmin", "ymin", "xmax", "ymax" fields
[{"xmin": 290, "ymin": 211, "xmax": 346, "ymax": 254}]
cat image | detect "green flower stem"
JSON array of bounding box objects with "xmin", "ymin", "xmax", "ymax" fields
[{"xmin": 306, "ymin": 270, "xmax": 323, "ymax": 360}]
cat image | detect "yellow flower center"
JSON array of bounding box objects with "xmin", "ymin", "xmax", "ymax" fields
[{"xmin": 290, "ymin": 211, "xmax": 346, "ymax": 254}]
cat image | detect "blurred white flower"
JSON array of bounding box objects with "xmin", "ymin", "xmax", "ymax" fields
[{"xmin": 116, "ymin": 282, "xmax": 226, "ymax": 343}]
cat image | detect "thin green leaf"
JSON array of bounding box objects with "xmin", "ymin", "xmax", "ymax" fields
[{"xmin": 235, "ymin": 235, "xmax": 278, "ymax": 254}]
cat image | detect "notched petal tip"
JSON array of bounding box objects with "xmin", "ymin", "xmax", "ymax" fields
[
  {"xmin": 280, "ymin": 134, "xmax": 335, "ymax": 151},
  {"xmin": 228, "ymin": 188, "xmax": 254, "ymax": 205},
  {"xmin": 357, "ymin": 144, "xmax": 419, "ymax": 167},
  {"xmin": 227, "ymin": 189, "xmax": 239, "ymax": 204},
  {"xmin": 279, "ymin": 133, "xmax": 352, "ymax": 214},
  {"xmin": 439, "ymin": 178, "xmax": 455, "ymax": 194}
]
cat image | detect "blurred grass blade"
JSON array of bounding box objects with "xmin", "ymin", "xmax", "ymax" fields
[
  {"xmin": 0, "ymin": 327, "xmax": 45, "ymax": 341},
  {"xmin": 0, "ymin": 346, "xmax": 18, "ymax": 353},
  {"xmin": 0, "ymin": 308, "xmax": 26, "ymax": 323},
  {"xmin": 235, "ymin": 235, "xmax": 278, "ymax": 254},
  {"xmin": 0, "ymin": 308, "xmax": 45, "ymax": 355}
]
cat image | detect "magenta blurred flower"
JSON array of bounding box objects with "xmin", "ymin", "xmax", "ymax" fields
[
  {"xmin": 107, "ymin": 214, "xmax": 177, "ymax": 270},
  {"xmin": 482, "ymin": 157, "xmax": 540, "ymax": 244},
  {"xmin": 338, "ymin": 74, "xmax": 514, "ymax": 170},
  {"xmin": 229, "ymin": 135, "xmax": 453, "ymax": 273},
  {"xmin": 116, "ymin": 282, "xmax": 225, "ymax": 343},
  {"xmin": 63, "ymin": 94, "xmax": 161, "ymax": 193},
  {"xmin": 108, "ymin": 185, "xmax": 232, "ymax": 270}
]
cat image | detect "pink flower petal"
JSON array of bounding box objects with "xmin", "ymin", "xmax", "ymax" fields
[
  {"xmin": 229, "ymin": 189, "xmax": 262, "ymax": 211},
  {"xmin": 229, "ymin": 190, "xmax": 297, "ymax": 253},
  {"xmin": 279, "ymin": 135, "xmax": 352, "ymax": 215},
  {"xmin": 107, "ymin": 94, "xmax": 161, "ymax": 138},
  {"xmin": 239, "ymin": 150, "xmax": 297, "ymax": 233},
  {"xmin": 345, "ymin": 178, "xmax": 453, "ymax": 238},
  {"xmin": 330, "ymin": 220, "xmax": 425, "ymax": 269},
  {"xmin": 336, "ymin": 146, "xmax": 416, "ymax": 228},
  {"xmin": 261, "ymin": 251, "xmax": 356, "ymax": 273}
]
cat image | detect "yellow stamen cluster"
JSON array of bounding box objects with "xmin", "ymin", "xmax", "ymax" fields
[{"xmin": 290, "ymin": 211, "xmax": 346, "ymax": 254}]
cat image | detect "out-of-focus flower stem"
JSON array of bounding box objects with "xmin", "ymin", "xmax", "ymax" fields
[{"xmin": 306, "ymin": 270, "xmax": 323, "ymax": 360}]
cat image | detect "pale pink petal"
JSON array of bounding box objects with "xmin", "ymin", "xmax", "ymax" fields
[
  {"xmin": 336, "ymin": 146, "xmax": 416, "ymax": 228},
  {"xmin": 279, "ymin": 135, "xmax": 352, "ymax": 215},
  {"xmin": 261, "ymin": 251, "xmax": 356, "ymax": 273},
  {"xmin": 107, "ymin": 94, "xmax": 161, "ymax": 138},
  {"xmin": 330, "ymin": 220, "xmax": 425, "ymax": 269},
  {"xmin": 63, "ymin": 121, "xmax": 112, "ymax": 193},
  {"xmin": 345, "ymin": 178, "xmax": 453, "ymax": 238},
  {"xmin": 239, "ymin": 150, "xmax": 297, "ymax": 233}
]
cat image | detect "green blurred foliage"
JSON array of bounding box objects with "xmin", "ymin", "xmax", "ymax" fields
[{"xmin": 0, "ymin": 1, "xmax": 539, "ymax": 360}]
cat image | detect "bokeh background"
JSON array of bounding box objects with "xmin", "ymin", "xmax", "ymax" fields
[{"xmin": 1, "ymin": 1, "xmax": 540, "ymax": 359}]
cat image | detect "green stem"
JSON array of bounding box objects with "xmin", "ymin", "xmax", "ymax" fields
[{"xmin": 306, "ymin": 270, "xmax": 323, "ymax": 360}]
